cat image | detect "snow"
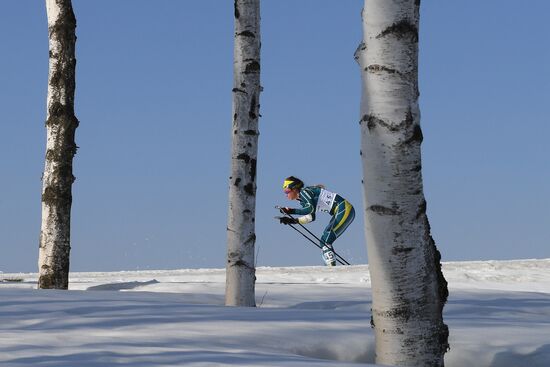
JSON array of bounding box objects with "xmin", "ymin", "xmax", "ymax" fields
[{"xmin": 1, "ymin": 259, "xmax": 549, "ymax": 366}]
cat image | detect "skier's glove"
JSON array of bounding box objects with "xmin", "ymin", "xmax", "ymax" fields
[{"xmin": 279, "ymin": 216, "xmax": 298, "ymax": 225}]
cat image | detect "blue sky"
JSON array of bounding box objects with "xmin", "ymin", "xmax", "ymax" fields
[{"xmin": 1, "ymin": 1, "xmax": 548, "ymax": 273}]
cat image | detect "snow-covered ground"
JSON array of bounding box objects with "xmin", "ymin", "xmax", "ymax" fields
[{"xmin": 1, "ymin": 259, "xmax": 549, "ymax": 366}]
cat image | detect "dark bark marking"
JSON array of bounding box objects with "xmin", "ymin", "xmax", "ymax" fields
[
  {"xmin": 416, "ymin": 199, "xmax": 427, "ymax": 219},
  {"xmin": 234, "ymin": 260, "xmax": 247, "ymax": 267},
  {"xmin": 42, "ymin": 185, "xmax": 73, "ymax": 207},
  {"xmin": 433, "ymin": 239, "xmax": 450, "ymax": 353},
  {"xmin": 232, "ymin": 260, "xmax": 255, "ymax": 272},
  {"xmin": 368, "ymin": 205, "xmax": 400, "ymax": 216},
  {"xmin": 421, "ymin": 212, "xmax": 450, "ymax": 353},
  {"xmin": 392, "ymin": 246, "xmax": 414, "ymax": 255},
  {"xmin": 402, "ymin": 124, "xmax": 424, "ymax": 145},
  {"xmin": 364, "ymin": 114, "xmax": 414, "ymax": 133},
  {"xmin": 426, "ymin": 225, "xmax": 449, "ymax": 305},
  {"xmin": 237, "ymin": 30, "xmax": 255, "ymax": 38},
  {"xmin": 367, "ymin": 64, "xmax": 399, "ymax": 75},
  {"xmin": 377, "ymin": 19, "xmax": 418, "ymax": 42},
  {"xmin": 232, "ymin": 88, "xmax": 247, "ymax": 94},
  {"xmin": 249, "ymin": 94, "xmax": 257, "ymax": 119},
  {"xmin": 354, "ymin": 42, "xmax": 366, "ymax": 62},
  {"xmin": 227, "ymin": 248, "xmax": 254, "ymax": 269},
  {"xmin": 38, "ymin": 253, "xmax": 70, "ymax": 289},
  {"xmin": 403, "ymin": 108, "xmax": 414, "ymax": 129},
  {"xmin": 236, "ymin": 153, "xmax": 250, "ymax": 163},
  {"xmin": 393, "ymin": 109, "xmax": 423, "ymax": 146},
  {"xmin": 234, "ymin": 177, "xmax": 241, "ymax": 186},
  {"xmin": 244, "ymin": 183, "xmax": 254, "ymax": 196},
  {"xmin": 244, "ymin": 233, "xmax": 256, "ymax": 245},
  {"xmin": 367, "ymin": 115, "xmax": 386, "ymax": 131},
  {"xmin": 374, "ymin": 304, "xmax": 412, "ymax": 322},
  {"xmin": 244, "ymin": 60, "xmax": 260, "ymax": 74},
  {"xmin": 234, "ymin": 0, "xmax": 239, "ymax": 19},
  {"xmin": 411, "ymin": 124, "xmax": 423, "ymax": 143},
  {"xmin": 38, "ymin": 272, "xmax": 67, "ymax": 290},
  {"xmin": 249, "ymin": 159, "xmax": 257, "ymax": 183}
]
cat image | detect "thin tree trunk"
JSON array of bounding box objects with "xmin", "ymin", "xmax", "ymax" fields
[
  {"xmin": 225, "ymin": 0, "xmax": 261, "ymax": 307},
  {"xmin": 355, "ymin": 0, "xmax": 449, "ymax": 365},
  {"xmin": 38, "ymin": 0, "xmax": 78, "ymax": 290}
]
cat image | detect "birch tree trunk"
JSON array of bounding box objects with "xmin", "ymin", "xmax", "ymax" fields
[
  {"xmin": 355, "ymin": 0, "xmax": 449, "ymax": 365},
  {"xmin": 38, "ymin": 0, "xmax": 78, "ymax": 290},
  {"xmin": 225, "ymin": 0, "xmax": 261, "ymax": 307}
]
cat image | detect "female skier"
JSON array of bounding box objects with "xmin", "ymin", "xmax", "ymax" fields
[{"xmin": 279, "ymin": 176, "xmax": 355, "ymax": 266}]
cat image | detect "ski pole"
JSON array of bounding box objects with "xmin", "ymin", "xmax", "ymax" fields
[
  {"xmin": 288, "ymin": 222, "xmax": 348, "ymax": 266},
  {"xmin": 276, "ymin": 206, "xmax": 351, "ymax": 265},
  {"xmin": 275, "ymin": 218, "xmax": 347, "ymax": 265},
  {"xmin": 275, "ymin": 206, "xmax": 351, "ymax": 265}
]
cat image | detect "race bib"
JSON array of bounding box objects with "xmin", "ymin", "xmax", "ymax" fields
[{"xmin": 317, "ymin": 189, "xmax": 337, "ymax": 213}]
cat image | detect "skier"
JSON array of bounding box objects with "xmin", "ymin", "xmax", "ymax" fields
[{"xmin": 279, "ymin": 176, "xmax": 355, "ymax": 266}]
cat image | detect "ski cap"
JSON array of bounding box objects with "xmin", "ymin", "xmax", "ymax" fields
[{"xmin": 283, "ymin": 176, "xmax": 304, "ymax": 190}]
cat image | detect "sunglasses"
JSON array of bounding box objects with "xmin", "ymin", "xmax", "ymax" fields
[{"xmin": 284, "ymin": 188, "xmax": 292, "ymax": 194}]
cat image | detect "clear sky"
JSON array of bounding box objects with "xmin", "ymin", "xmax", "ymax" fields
[{"xmin": 1, "ymin": 1, "xmax": 548, "ymax": 273}]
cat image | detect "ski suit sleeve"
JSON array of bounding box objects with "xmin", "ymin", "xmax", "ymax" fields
[{"xmin": 288, "ymin": 189, "xmax": 316, "ymax": 224}]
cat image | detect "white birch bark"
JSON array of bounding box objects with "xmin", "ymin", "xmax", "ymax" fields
[
  {"xmin": 225, "ymin": 0, "xmax": 261, "ymax": 307},
  {"xmin": 356, "ymin": 0, "xmax": 449, "ymax": 365},
  {"xmin": 38, "ymin": 0, "xmax": 78, "ymax": 289}
]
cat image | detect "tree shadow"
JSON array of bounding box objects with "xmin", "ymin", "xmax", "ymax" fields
[
  {"xmin": 4, "ymin": 349, "xmax": 337, "ymax": 366},
  {"xmin": 86, "ymin": 279, "xmax": 159, "ymax": 291},
  {"xmin": 489, "ymin": 344, "xmax": 550, "ymax": 367}
]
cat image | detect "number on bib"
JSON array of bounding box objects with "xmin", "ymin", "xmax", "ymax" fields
[{"xmin": 317, "ymin": 189, "xmax": 337, "ymax": 213}]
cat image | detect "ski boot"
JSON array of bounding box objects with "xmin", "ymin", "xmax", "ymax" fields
[{"xmin": 322, "ymin": 245, "xmax": 336, "ymax": 267}]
